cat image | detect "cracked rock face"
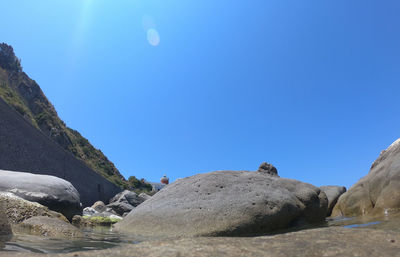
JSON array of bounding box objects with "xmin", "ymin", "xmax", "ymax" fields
[
  {"xmin": 115, "ymin": 168, "xmax": 327, "ymax": 237},
  {"xmin": 332, "ymin": 138, "xmax": 400, "ymax": 217}
]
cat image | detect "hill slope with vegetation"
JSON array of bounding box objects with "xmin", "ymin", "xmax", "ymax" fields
[{"xmin": 0, "ymin": 43, "xmax": 151, "ymax": 191}]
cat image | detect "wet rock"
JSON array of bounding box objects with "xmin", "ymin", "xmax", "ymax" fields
[
  {"xmin": 320, "ymin": 185, "xmax": 346, "ymax": 216},
  {"xmin": 17, "ymin": 216, "xmax": 83, "ymax": 238},
  {"xmin": 332, "ymin": 139, "xmax": 400, "ymax": 217},
  {"xmin": 71, "ymin": 215, "xmax": 93, "ymax": 227},
  {"xmin": 0, "ymin": 192, "xmax": 68, "ymax": 224},
  {"xmin": 72, "ymin": 214, "xmax": 121, "ymax": 227},
  {"xmin": 3, "ymin": 227, "xmax": 400, "ymax": 257},
  {"xmin": 115, "ymin": 166, "xmax": 327, "ymax": 237},
  {"xmin": 0, "ymin": 170, "xmax": 81, "ymax": 220}
]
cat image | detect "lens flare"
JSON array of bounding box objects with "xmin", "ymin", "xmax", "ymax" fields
[{"xmin": 147, "ymin": 28, "xmax": 160, "ymax": 46}]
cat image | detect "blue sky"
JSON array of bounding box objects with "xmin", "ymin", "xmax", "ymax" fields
[{"xmin": 1, "ymin": 0, "xmax": 400, "ymax": 188}]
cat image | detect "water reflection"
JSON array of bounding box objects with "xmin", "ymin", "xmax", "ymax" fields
[
  {"xmin": 1, "ymin": 226, "xmax": 139, "ymax": 254},
  {"xmin": 327, "ymin": 211, "xmax": 400, "ymax": 232},
  {"xmin": 3, "ymin": 213, "xmax": 400, "ymax": 253}
]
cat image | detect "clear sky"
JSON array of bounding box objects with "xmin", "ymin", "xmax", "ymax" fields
[{"xmin": 1, "ymin": 0, "xmax": 400, "ymax": 188}]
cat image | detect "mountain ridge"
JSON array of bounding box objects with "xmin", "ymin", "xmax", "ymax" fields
[{"xmin": 0, "ymin": 43, "xmax": 143, "ymax": 189}]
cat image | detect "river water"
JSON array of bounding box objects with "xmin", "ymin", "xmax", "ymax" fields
[{"xmin": 1, "ymin": 213, "xmax": 400, "ymax": 254}]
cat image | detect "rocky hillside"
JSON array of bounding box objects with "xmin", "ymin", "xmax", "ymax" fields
[{"xmin": 0, "ymin": 43, "xmax": 137, "ymax": 188}]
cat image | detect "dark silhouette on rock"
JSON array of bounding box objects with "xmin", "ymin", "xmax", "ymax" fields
[{"xmin": 257, "ymin": 162, "xmax": 278, "ymax": 176}]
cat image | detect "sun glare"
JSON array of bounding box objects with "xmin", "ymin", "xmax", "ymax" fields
[{"xmin": 143, "ymin": 15, "xmax": 160, "ymax": 47}]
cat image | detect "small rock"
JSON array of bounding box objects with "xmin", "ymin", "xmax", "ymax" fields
[
  {"xmin": 110, "ymin": 190, "xmax": 146, "ymax": 207},
  {"xmin": 107, "ymin": 202, "xmax": 133, "ymax": 216},
  {"xmin": 105, "ymin": 207, "xmax": 118, "ymax": 215},
  {"xmin": 109, "ymin": 215, "xmax": 123, "ymax": 221},
  {"xmin": 91, "ymin": 201, "xmax": 107, "ymax": 213},
  {"xmin": 71, "ymin": 215, "xmax": 94, "ymax": 228},
  {"xmin": 17, "ymin": 216, "xmax": 83, "ymax": 238},
  {"xmin": 257, "ymin": 162, "xmax": 278, "ymax": 176},
  {"xmin": 83, "ymin": 207, "xmax": 98, "ymax": 216},
  {"xmin": 139, "ymin": 193, "xmax": 152, "ymax": 201}
]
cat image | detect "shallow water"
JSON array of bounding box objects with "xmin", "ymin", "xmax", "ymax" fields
[
  {"xmin": 326, "ymin": 212, "xmax": 400, "ymax": 233},
  {"xmin": 2, "ymin": 214, "xmax": 400, "ymax": 254},
  {"xmin": 0, "ymin": 226, "xmax": 138, "ymax": 254}
]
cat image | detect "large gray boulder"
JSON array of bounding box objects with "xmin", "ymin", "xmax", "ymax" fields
[
  {"xmin": 320, "ymin": 185, "xmax": 346, "ymax": 216},
  {"xmin": 332, "ymin": 139, "xmax": 400, "ymax": 217},
  {"xmin": 115, "ymin": 165, "xmax": 328, "ymax": 237},
  {"xmin": 0, "ymin": 170, "xmax": 81, "ymax": 220}
]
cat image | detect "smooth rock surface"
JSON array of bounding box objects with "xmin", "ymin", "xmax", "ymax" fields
[
  {"xmin": 115, "ymin": 169, "xmax": 328, "ymax": 237},
  {"xmin": 332, "ymin": 139, "xmax": 400, "ymax": 217},
  {"xmin": 1, "ymin": 227, "xmax": 400, "ymax": 257},
  {"xmin": 0, "ymin": 192, "xmax": 68, "ymax": 224},
  {"xmin": 320, "ymin": 185, "xmax": 346, "ymax": 216},
  {"xmin": 16, "ymin": 216, "xmax": 83, "ymax": 238},
  {"xmin": 0, "ymin": 170, "xmax": 81, "ymax": 220}
]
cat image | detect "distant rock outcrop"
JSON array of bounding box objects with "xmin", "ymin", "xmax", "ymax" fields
[
  {"xmin": 106, "ymin": 190, "xmax": 147, "ymax": 216},
  {"xmin": 332, "ymin": 139, "xmax": 400, "ymax": 217},
  {"xmin": 115, "ymin": 164, "xmax": 328, "ymax": 237}
]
